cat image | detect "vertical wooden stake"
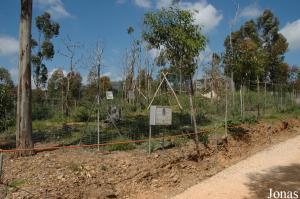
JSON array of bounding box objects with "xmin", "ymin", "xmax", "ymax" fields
[
  {"xmin": 240, "ymin": 85, "xmax": 243, "ymax": 119},
  {"xmin": 225, "ymin": 82, "xmax": 228, "ymax": 137},
  {"xmin": 257, "ymin": 76, "xmax": 260, "ymax": 119},
  {"xmin": 0, "ymin": 153, "xmax": 3, "ymax": 181},
  {"xmin": 264, "ymin": 81, "xmax": 267, "ymax": 114},
  {"xmin": 149, "ymin": 125, "xmax": 152, "ymax": 154}
]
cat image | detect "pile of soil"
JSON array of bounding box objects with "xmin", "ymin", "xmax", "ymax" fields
[{"xmin": 1, "ymin": 119, "xmax": 300, "ymax": 199}]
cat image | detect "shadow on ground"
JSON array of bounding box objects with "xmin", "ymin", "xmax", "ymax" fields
[{"xmin": 244, "ymin": 164, "xmax": 300, "ymax": 199}]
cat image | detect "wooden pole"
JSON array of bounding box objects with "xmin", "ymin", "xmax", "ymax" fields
[
  {"xmin": 148, "ymin": 125, "xmax": 152, "ymax": 154},
  {"xmin": 225, "ymin": 82, "xmax": 228, "ymax": 137},
  {"xmin": 257, "ymin": 76, "xmax": 260, "ymax": 119},
  {"xmin": 264, "ymin": 81, "xmax": 267, "ymax": 114},
  {"xmin": 240, "ymin": 85, "xmax": 243, "ymax": 119},
  {"xmin": 231, "ymin": 72, "xmax": 235, "ymax": 109},
  {"xmin": 0, "ymin": 153, "xmax": 3, "ymax": 181}
]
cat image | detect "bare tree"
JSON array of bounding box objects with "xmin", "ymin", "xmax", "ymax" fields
[
  {"xmin": 58, "ymin": 36, "xmax": 82, "ymax": 115},
  {"xmin": 16, "ymin": 0, "xmax": 34, "ymax": 156}
]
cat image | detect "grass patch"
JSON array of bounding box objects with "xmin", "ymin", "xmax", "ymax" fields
[
  {"xmin": 105, "ymin": 136, "xmax": 136, "ymax": 151},
  {"xmin": 8, "ymin": 179, "xmax": 27, "ymax": 188}
]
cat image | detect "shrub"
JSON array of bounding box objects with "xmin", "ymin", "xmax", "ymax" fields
[
  {"xmin": 71, "ymin": 106, "xmax": 90, "ymax": 122},
  {"xmin": 32, "ymin": 104, "xmax": 52, "ymax": 120}
]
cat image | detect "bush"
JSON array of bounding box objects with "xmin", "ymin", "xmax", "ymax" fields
[
  {"xmin": 32, "ymin": 104, "xmax": 52, "ymax": 120},
  {"xmin": 71, "ymin": 106, "xmax": 90, "ymax": 122}
]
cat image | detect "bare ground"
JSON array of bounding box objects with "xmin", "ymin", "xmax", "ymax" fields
[
  {"xmin": 173, "ymin": 129, "xmax": 300, "ymax": 199},
  {"xmin": 1, "ymin": 119, "xmax": 300, "ymax": 199}
]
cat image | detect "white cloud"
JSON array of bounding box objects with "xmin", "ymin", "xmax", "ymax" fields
[
  {"xmin": 156, "ymin": 0, "xmax": 222, "ymax": 32},
  {"xmin": 9, "ymin": 67, "xmax": 19, "ymax": 83},
  {"xmin": 0, "ymin": 35, "xmax": 18, "ymax": 56},
  {"xmin": 198, "ymin": 46, "xmax": 212, "ymax": 64},
  {"xmin": 156, "ymin": 0, "xmax": 172, "ymax": 8},
  {"xmin": 149, "ymin": 48, "xmax": 161, "ymax": 59},
  {"xmin": 134, "ymin": 0, "xmax": 151, "ymax": 8},
  {"xmin": 239, "ymin": 3, "xmax": 262, "ymax": 18},
  {"xmin": 280, "ymin": 19, "xmax": 300, "ymax": 50},
  {"xmin": 148, "ymin": 45, "xmax": 166, "ymax": 60},
  {"xmin": 34, "ymin": 0, "xmax": 72, "ymax": 19}
]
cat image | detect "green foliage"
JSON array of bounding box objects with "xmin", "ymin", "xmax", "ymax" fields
[
  {"xmin": 32, "ymin": 103, "xmax": 52, "ymax": 121},
  {"xmin": 47, "ymin": 69, "xmax": 65, "ymax": 100},
  {"xmin": 199, "ymin": 134, "xmax": 209, "ymax": 145},
  {"xmin": 173, "ymin": 136, "xmax": 189, "ymax": 147},
  {"xmin": 31, "ymin": 12, "xmax": 60, "ymax": 88},
  {"xmin": 143, "ymin": 7, "xmax": 206, "ymax": 79},
  {"xmin": 8, "ymin": 179, "xmax": 27, "ymax": 188},
  {"xmin": 71, "ymin": 106, "xmax": 90, "ymax": 122},
  {"xmin": 105, "ymin": 136, "xmax": 136, "ymax": 151},
  {"xmin": 67, "ymin": 72, "xmax": 82, "ymax": 102},
  {"xmin": 224, "ymin": 10, "xmax": 289, "ymax": 87},
  {"xmin": 0, "ymin": 67, "xmax": 15, "ymax": 132}
]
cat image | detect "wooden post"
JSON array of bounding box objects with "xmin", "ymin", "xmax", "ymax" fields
[
  {"xmin": 148, "ymin": 125, "xmax": 152, "ymax": 154},
  {"xmin": 257, "ymin": 76, "xmax": 260, "ymax": 119},
  {"xmin": 264, "ymin": 81, "xmax": 267, "ymax": 114},
  {"xmin": 240, "ymin": 85, "xmax": 243, "ymax": 119},
  {"xmin": 280, "ymin": 84, "xmax": 283, "ymax": 110},
  {"xmin": 225, "ymin": 82, "xmax": 228, "ymax": 137},
  {"xmin": 0, "ymin": 153, "xmax": 3, "ymax": 181},
  {"xmin": 231, "ymin": 72, "xmax": 235, "ymax": 108}
]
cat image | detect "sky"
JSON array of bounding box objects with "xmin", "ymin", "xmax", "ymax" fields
[{"xmin": 0, "ymin": 0, "xmax": 300, "ymax": 84}]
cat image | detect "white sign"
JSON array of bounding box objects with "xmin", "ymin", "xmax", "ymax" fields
[
  {"xmin": 128, "ymin": 90, "xmax": 135, "ymax": 99},
  {"xmin": 150, "ymin": 106, "xmax": 172, "ymax": 125},
  {"xmin": 106, "ymin": 91, "xmax": 113, "ymax": 100}
]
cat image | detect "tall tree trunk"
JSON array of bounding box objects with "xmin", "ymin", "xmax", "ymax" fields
[{"xmin": 16, "ymin": 0, "xmax": 34, "ymax": 156}]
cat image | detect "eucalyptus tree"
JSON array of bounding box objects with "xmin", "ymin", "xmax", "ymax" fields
[
  {"xmin": 143, "ymin": 7, "xmax": 207, "ymax": 155},
  {"xmin": 31, "ymin": 12, "xmax": 60, "ymax": 88},
  {"xmin": 224, "ymin": 10, "xmax": 289, "ymax": 86},
  {"xmin": 0, "ymin": 67, "xmax": 15, "ymax": 132},
  {"xmin": 16, "ymin": 0, "xmax": 33, "ymax": 156}
]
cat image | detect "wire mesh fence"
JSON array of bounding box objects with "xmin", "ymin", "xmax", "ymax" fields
[{"xmin": 0, "ymin": 77, "xmax": 299, "ymax": 154}]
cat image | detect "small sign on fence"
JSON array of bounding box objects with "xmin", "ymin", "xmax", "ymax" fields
[
  {"xmin": 149, "ymin": 106, "xmax": 172, "ymax": 125},
  {"xmin": 106, "ymin": 91, "xmax": 114, "ymax": 100}
]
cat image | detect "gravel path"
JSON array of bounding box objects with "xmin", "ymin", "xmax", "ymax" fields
[{"xmin": 173, "ymin": 134, "xmax": 300, "ymax": 199}]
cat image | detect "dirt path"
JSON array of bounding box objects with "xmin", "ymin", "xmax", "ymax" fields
[{"xmin": 173, "ymin": 134, "xmax": 300, "ymax": 199}]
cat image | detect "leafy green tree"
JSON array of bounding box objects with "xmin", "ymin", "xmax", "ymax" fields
[
  {"xmin": 31, "ymin": 12, "xmax": 60, "ymax": 88},
  {"xmin": 67, "ymin": 71, "xmax": 82, "ymax": 105},
  {"xmin": 0, "ymin": 67, "xmax": 15, "ymax": 132},
  {"xmin": 224, "ymin": 10, "xmax": 288, "ymax": 87},
  {"xmin": 86, "ymin": 69, "xmax": 112, "ymax": 99},
  {"xmin": 257, "ymin": 10, "xmax": 288, "ymax": 83},
  {"xmin": 48, "ymin": 69, "xmax": 65, "ymax": 100},
  {"xmin": 143, "ymin": 7, "xmax": 207, "ymax": 153}
]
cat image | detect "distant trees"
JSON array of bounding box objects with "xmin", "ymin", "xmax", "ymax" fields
[
  {"xmin": 47, "ymin": 69, "xmax": 82, "ymax": 115},
  {"xmin": 224, "ymin": 9, "xmax": 289, "ymax": 87},
  {"xmin": 0, "ymin": 67, "xmax": 15, "ymax": 132},
  {"xmin": 86, "ymin": 73, "xmax": 112, "ymax": 99},
  {"xmin": 31, "ymin": 12, "xmax": 60, "ymax": 89}
]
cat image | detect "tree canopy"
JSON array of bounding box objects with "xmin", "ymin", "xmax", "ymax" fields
[
  {"xmin": 223, "ymin": 9, "xmax": 289, "ymax": 86},
  {"xmin": 31, "ymin": 12, "xmax": 60, "ymax": 88},
  {"xmin": 142, "ymin": 7, "xmax": 206, "ymax": 80}
]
